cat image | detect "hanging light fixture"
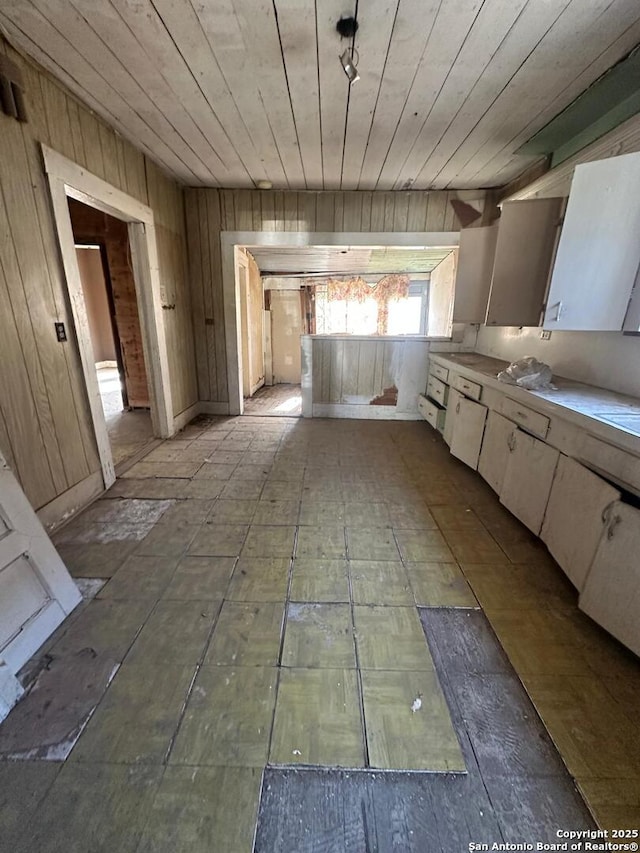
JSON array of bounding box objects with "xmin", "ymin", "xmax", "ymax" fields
[
  {"xmin": 339, "ymin": 47, "xmax": 360, "ymax": 84},
  {"xmin": 336, "ymin": 16, "xmax": 360, "ymax": 85}
]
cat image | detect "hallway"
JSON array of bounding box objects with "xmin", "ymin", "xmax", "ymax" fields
[{"xmin": 0, "ymin": 417, "xmax": 638, "ymax": 851}]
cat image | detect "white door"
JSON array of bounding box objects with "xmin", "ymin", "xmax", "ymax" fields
[
  {"xmin": 543, "ymin": 152, "xmax": 640, "ymax": 331},
  {"xmin": 443, "ymin": 387, "xmax": 463, "ymax": 447},
  {"xmin": 541, "ymin": 456, "xmax": 620, "ymax": 591},
  {"xmin": 478, "ymin": 411, "xmax": 515, "ymax": 495},
  {"xmin": 500, "ymin": 429, "xmax": 559, "ymax": 535},
  {"xmin": 450, "ymin": 397, "xmax": 487, "ymax": 470},
  {"xmin": 580, "ymin": 501, "xmax": 640, "ymax": 656},
  {"xmin": 0, "ymin": 452, "xmax": 81, "ymax": 720}
]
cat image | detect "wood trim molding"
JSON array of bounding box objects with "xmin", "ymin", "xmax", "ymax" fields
[{"xmin": 42, "ymin": 145, "xmax": 175, "ymax": 492}]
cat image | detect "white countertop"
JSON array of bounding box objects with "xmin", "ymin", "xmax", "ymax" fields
[{"xmin": 429, "ymin": 351, "xmax": 640, "ymax": 455}]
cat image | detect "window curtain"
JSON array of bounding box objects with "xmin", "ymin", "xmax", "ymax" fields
[{"xmin": 325, "ymin": 275, "xmax": 410, "ymax": 334}]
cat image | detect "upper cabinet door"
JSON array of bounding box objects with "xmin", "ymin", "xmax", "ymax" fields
[
  {"xmin": 452, "ymin": 224, "xmax": 498, "ymax": 324},
  {"xmin": 543, "ymin": 152, "xmax": 640, "ymax": 331},
  {"xmin": 485, "ymin": 198, "xmax": 563, "ymax": 327}
]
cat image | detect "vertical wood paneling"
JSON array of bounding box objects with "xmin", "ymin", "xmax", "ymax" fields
[
  {"xmin": 315, "ymin": 193, "xmax": 334, "ymax": 231},
  {"xmin": 0, "ymin": 109, "xmax": 88, "ymax": 490},
  {"xmin": 186, "ymin": 186, "xmax": 482, "ymax": 405},
  {"xmin": 185, "ymin": 190, "xmax": 209, "ymax": 401},
  {"xmin": 357, "ymin": 341, "xmax": 377, "ymax": 398},
  {"xmin": 0, "ymin": 43, "xmax": 196, "ymax": 511},
  {"xmin": 206, "ymin": 191, "xmax": 228, "ymax": 402}
]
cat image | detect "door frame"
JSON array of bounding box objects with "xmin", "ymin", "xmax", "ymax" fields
[
  {"xmin": 221, "ymin": 231, "xmax": 460, "ymax": 416},
  {"xmin": 43, "ymin": 146, "xmax": 174, "ymax": 489}
]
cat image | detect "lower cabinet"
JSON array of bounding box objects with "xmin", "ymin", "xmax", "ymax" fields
[
  {"xmin": 580, "ymin": 501, "xmax": 640, "ymax": 657},
  {"xmin": 478, "ymin": 411, "xmax": 515, "ymax": 494},
  {"xmin": 450, "ymin": 397, "xmax": 488, "ymax": 470},
  {"xmin": 500, "ymin": 429, "xmax": 559, "ymax": 535},
  {"xmin": 443, "ymin": 387, "xmax": 463, "ymax": 447},
  {"xmin": 541, "ymin": 456, "xmax": 619, "ymax": 590}
]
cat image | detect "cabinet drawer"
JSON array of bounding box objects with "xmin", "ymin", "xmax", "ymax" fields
[
  {"xmin": 452, "ymin": 374, "xmax": 482, "ymax": 401},
  {"xmin": 500, "ymin": 397, "xmax": 550, "ymax": 439},
  {"xmin": 418, "ymin": 394, "xmax": 445, "ymax": 431},
  {"xmin": 427, "ymin": 375, "xmax": 449, "ymax": 407},
  {"xmin": 429, "ymin": 363, "xmax": 449, "ymax": 383}
]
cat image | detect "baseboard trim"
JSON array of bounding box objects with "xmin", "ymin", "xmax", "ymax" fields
[
  {"xmin": 312, "ymin": 404, "xmax": 422, "ymax": 421},
  {"xmin": 172, "ymin": 401, "xmax": 201, "ymax": 433},
  {"xmin": 37, "ymin": 470, "xmax": 105, "ymax": 533},
  {"xmin": 199, "ymin": 401, "xmax": 231, "ymax": 416}
]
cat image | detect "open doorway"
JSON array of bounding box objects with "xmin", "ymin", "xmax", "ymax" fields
[
  {"xmin": 236, "ymin": 248, "xmax": 304, "ymax": 417},
  {"xmin": 44, "ymin": 145, "xmax": 174, "ymax": 488},
  {"xmin": 234, "ymin": 240, "xmax": 458, "ymax": 417},
  {"xmin": 68, "ymin": 199, "xmax": 155, "ymax": 468}
]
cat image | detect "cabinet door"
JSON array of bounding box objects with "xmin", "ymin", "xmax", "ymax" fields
[
  {"xmin": 544, "ymin": 152, "xmax": 640, "ymax": 331},
  {"xmin": 450, "ymin": 397, "xmax": 487, "ymax": 470},
  {"xmin": 443, "ymin": 387, "xmax": 463, "ymax": 447},
  {"xmin": 453, "ymin": 224, "xmax": 498, "ymax": 323},
  {"xmin": 541, "ymin": 456, "xmax": 620, "ymax": 591},
  {"xmin": 478, "ymin": 411, "xmax": 515, "ymax": 495},
  {"xmin": 500, "ymin": 429, "xmax": 559, "ymax": 534},
  {"xmin": 486, "ymin": 198, "xmax": 563, "ymax": 327},
  {"xmin": 580, "ymin": 501, "xmax": 640, "ymax": 656}
]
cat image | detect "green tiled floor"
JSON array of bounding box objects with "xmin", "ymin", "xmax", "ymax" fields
[{"xmin": 13, "ymin": 414, "xmax": 530, "ymax": 851}]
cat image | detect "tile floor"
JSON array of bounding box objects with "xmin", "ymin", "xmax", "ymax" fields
[
  {"xmin": 1, "ymin": 415, "xmax": 639, "ymax": 851},
  {"xmin": 97, "ymin": 365, "xmax": 155, "ymax": 467},
  {"xmin": 243, "ymin": 384, "xmax": 302, "ymax": 417}
]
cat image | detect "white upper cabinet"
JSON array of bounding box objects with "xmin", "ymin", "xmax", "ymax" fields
[
  {"xmin": 452, "ymin": 224, "xmax": 498, "ymax": 324},
  {"xmin": 485, "ymin": 198, "xmax": 563, "ymax": 327},
  {"xmin": 543, "ymin": 152, "xmax": 640, "ymax": 331}
]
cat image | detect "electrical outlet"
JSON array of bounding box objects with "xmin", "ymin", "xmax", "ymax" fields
[
  {"xmin": 54, "ymin": 322, "xmax": 67, "ymax": 342},
  {"xmin": 540, "ymin": 330, "xmax": 552, "ymax": 341}
]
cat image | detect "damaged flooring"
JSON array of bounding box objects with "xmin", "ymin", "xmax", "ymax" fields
[
  {"xmin": 243, "ymin": 383, "xmax": 302, "ymax": 417},
  {"xmin": 0, "ymin": 417, "xmax": 638, "ymax": 851}
]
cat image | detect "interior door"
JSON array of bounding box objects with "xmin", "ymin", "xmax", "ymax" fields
[{"xmin": 0, "ymin": 451, "xmax": 81, "ymax": 719}]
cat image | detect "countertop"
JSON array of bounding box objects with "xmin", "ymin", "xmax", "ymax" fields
[{"xmin": 429, "ymin": 351, "xmax": 640, "ymax": 455}]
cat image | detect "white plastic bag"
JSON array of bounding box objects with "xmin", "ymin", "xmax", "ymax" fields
[{"xmin": 497, "ymin": 356, "xmax": 556, "ymax": 391}]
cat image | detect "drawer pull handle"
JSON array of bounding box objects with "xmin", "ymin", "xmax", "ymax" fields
[{"xmin": 515, "ymin": 410, "xmax": 527, "ymax": 419}]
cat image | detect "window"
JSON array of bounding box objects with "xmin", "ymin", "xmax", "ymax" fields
[{"xmin": 314, "ymin": 277, "xmax": 430, "ymax": 336}]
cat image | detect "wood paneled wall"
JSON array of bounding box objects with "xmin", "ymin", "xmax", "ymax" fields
[
  {"xmin": 185, "ymin": 188, "xmax": 485, "ymax": 404},
  {"xmin": 0, "ymin": 40, "xmax": 197, "ymax": 511}
]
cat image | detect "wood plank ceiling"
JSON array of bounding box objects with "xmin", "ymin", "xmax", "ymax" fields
[
  {"xmin": 250, "ymin": 245, "xmax": 456, "ymax": 275},
  {"xmin": 1, "ymin": 1, "xmax": 640, "ymax": 190}
]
